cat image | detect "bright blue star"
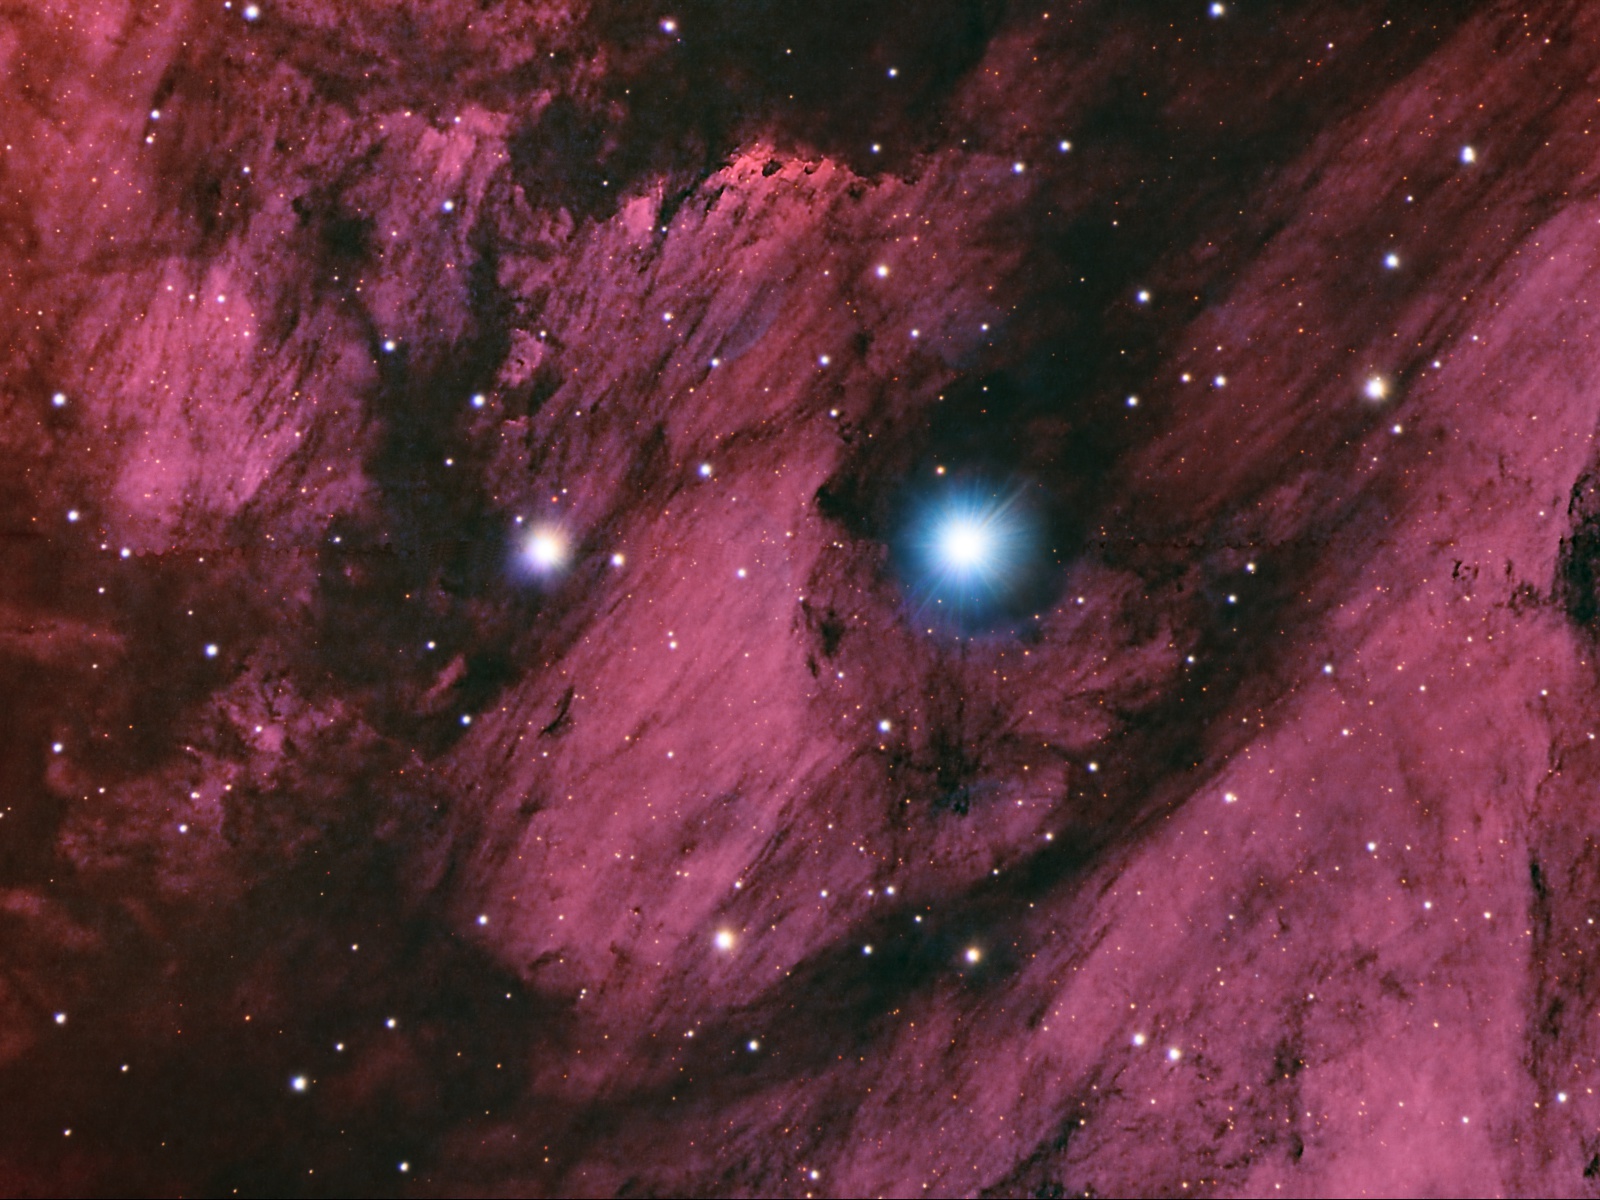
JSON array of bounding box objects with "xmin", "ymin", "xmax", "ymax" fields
[
  {"xmin": 907, "ymin": 484, "xmax": 1038, "ymax": 620},
  {"xmin": 938, "ymin": 515, "xmax": 992, "ymax": 572}
]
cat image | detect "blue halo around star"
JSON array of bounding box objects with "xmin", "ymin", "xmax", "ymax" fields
[{"xmin": 904, "ymin": 482, "xmax": 1041, "ymax": 622}]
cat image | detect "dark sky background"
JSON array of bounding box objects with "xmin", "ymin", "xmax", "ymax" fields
[{"xmin": 8, "ymin": 0, "xmax": 1600, "ymax": 1195}]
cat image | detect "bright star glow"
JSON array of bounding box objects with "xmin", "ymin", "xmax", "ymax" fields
[
  {"xmin": 522, "ymin": 526, "xmax": 568, "ymax": 572},
  {"xmin": 939, "ymin": 517, "xmax": 991, "ymax": 570},
  {"xmin": 1364, "ymin": 375, "xmax": 1388, "ymax": 401},
  {"xmin": 909, "ymin": 483, "xmax": 1037, "ymax": 621}
]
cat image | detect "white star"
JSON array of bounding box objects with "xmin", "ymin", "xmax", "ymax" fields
[
  {"xmin": 525, "ymin": 528, "xmax": 566, "ymax": 569},
  {"xmin": 938, "ymin": 517, "xmax": 991, "ymax": 571}
]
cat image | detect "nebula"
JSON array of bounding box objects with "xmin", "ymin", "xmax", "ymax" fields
[{"xmin": 7, "ymin": 0, "xmax": 1600, "ymax": 1195}]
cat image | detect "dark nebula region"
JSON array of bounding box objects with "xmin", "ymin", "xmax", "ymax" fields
[{"xmin": 16, "ymin": 0, "xmax": 1600, "ymax": 1195}]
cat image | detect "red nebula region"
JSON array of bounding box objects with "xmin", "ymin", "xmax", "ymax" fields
[{"xmin": 8, "ymin": 1, "xmax": 1600, "ymax": 1196}]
